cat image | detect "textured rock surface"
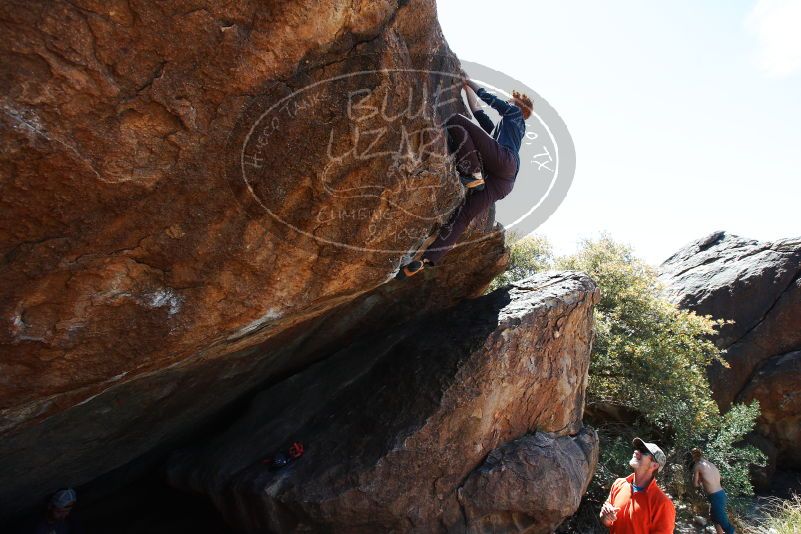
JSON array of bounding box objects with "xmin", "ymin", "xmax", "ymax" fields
[
  {"xmin": 0, "ymin": 227, "xmax": 507, "ymax": 518},
  {"xmin": 0, "ymin": 0, "xmax": 510, "ymax": 517},
  {"xmin": 167, "ymin": 272, "xmax": 600, "ymax": 533},
  {"xmin": 459, "ymin": 429, "xmax": 598, "ymax": 534},
  {"xmin": 659, "ymin": 232, "xmax": 801, "ymax": 467},
  {"xmin": 739, "ymin": 351, "xmax": 801, "ymax": 467}
]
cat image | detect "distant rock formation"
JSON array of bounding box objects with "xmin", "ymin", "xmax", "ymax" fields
[
  {"xmin": 167, "ymin": 272, "xmax": 600, "ymax": 533},
  {"xmin": 0, "ymin": 0, "xmax": 510, "ymax": 517},
  {"xmin": 659, "ymin": 232, "xmax": 801, "ymax": 468}
]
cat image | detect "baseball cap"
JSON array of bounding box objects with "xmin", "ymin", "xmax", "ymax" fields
[
  {"xmin": 632, "ymin": 438, "xmax": 666, "ymax": 473},
  {"xmin": 50, "ymin": 488, "xmax": 77, "ymax": 509}
]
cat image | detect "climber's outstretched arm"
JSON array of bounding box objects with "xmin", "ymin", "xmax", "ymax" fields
[
  {"xmin": 463, "ymin": 77, "xmax": 481, "ymax": 94},
  {"xmin": 464, "ymin": 83, "xmax": 482, "ymax": 113},
  {"xmin": 464, "ymin": 77, "xmax": 518, "ymax": 117},
  {"xmin": 464, "ymin": 87, "xmax": 494, "ymax": 135},
  {"xmin": 461, "ymin": 74, "xmax": 494, "ymax": 134}
]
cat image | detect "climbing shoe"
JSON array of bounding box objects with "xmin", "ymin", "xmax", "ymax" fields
[
  {"xmin": 460, "ymin": 172, "xmax": 485, "ymax": 191},
  {"xmin": 288, "ymin": 441, "xmax": 304, "ymax": 459},
  {"xmin": 262, "ymin": 441, "xmax": 305, "ymax": 470},
  {"xmin": 395, "ymin": 258, "xmax": 432, "ymax": 280}
]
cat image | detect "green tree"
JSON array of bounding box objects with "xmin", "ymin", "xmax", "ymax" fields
[
  {"xmin": 556, "ymin": 236, "xmax": 764, "ymax": 494},
  {"xmin": 492, "ymin": 234, "xmax": 765, "ymax": 498},
  {"xmin": 488, "ymin": 232, "xmax": 553, "ymax": 292},
  {"xmin": 703, "ymin": 401, "xmax": 765, "ymax": 496},
  {"xmin": 555, "ymin": 236, "xmax": 724, "ymax": 448}
]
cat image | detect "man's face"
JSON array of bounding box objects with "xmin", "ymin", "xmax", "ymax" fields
[{"xmin": 629, "ymin": 447, "xmax": 656, "ymax": 471}]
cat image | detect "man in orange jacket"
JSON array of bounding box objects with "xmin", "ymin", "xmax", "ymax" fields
[{"xmin": 600, "ymin": 438, "xmax": 676, "ymax": 533}]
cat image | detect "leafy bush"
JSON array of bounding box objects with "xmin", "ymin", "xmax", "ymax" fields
[
  {"xmin": 555, "ymin": 236, "xmax": 724, "ymax": 446},
  {"xmin": 703, "ymin": 402, "xmax": 766, "ymax": 496},
  {"xmin": 555, "ymin": 236, "xmax": 765, "ymax": 495},
  {"xmin": 487, "ymin": 232, "xmax": 552, "ymax": 292},
  {"xmin": 492, "ymin": 234, "xmax": 766, "ymax": 498}
]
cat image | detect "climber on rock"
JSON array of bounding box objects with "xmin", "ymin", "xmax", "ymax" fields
[{"xmin": 397, "ymin": 71, "xmax": 532, "ymax": 279}]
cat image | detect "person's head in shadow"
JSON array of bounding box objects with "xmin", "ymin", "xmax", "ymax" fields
[{"xmin": 36, "ymin": 488, "xmax": 80, "ymax": 532}]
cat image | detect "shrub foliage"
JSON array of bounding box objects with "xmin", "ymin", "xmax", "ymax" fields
[
  {"xmin": 493, "ymin": 234, "xmax": 765, "ymax": 497},
  {"xmin": 487, "ymin": 232, "xmax": 552, "ymax": 292}
]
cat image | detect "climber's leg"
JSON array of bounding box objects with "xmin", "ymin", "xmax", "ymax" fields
[
  {"xmin": 395, "ymin": 257, "xmax": 433, "ymax": 280},
  {"xmin": 445, "ymin": 115, "xmax": 485, "ymax": 191},
  {"xmin": 445, "ymin": 114, "xmax": 482, "ymax": 178},
  {"xmin": 396, "ymin": 115, "xmax": 518, "ymax": 278},
  {"xmin": 422, "ymin": 173, "xmax": 515, "ymax": 265},
  {"xmin": 709, "ymin": 490, "xmax": 735, "ymax": 534},
  {"xmin": 445, "ymin": 114, "xmax": 518, "ymax": 181}
]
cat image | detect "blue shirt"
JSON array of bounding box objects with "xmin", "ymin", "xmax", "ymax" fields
[{"xmin": 473, "ymin": 88, "xmax": 527, "ymax": 176}]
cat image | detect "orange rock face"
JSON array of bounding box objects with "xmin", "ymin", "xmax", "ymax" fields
[
  {"xmin": 1, "ymin": 0, "xmax": 511, "ymax": 516},
  {"xmin": 166, "ymin": 272, "xmax": 600, "ymax": 533}
]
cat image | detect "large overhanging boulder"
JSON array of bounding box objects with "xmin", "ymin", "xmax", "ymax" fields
[
  {"xmin": 659, "ymin": 231, "xmax": 801, "ymax": 468},
  {"xmin": 167, "ymin": 272, "xmax": 601, "ymax": 533},
  {"xmin": 0, "ymin": 0, "xmax": 510, "ymax": 517}
]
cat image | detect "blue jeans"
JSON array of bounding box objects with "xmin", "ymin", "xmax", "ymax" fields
[{"xmin": 709, "ymin": 489, "xmax": 734, "ymax": 534}]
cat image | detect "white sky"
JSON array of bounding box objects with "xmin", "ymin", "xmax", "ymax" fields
[{"xmin": 437, "ymin": 0, "xmax": 801, "ymax": 265}]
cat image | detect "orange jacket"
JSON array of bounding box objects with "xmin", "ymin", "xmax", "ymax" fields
[{"xmin": 605, "ymin": 473, "xmax": 676, "ymax": 534}]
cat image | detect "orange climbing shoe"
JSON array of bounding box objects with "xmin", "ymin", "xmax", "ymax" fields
[
  {"xmin": 460, "ymin": 172, "xmax": 485, "ymax": 191},
  {"xmin": 396, "ymin": 259, "xmax": 432, "ymax": 280}
]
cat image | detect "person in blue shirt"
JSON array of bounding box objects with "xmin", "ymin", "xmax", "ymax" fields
[
  {"xmin": 398, "ymin": 73, "xmax": 532, "ymax": 278},
  {"xmin": 32, "ymin": 488, "xmax": 86, "ymax": 534}
]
